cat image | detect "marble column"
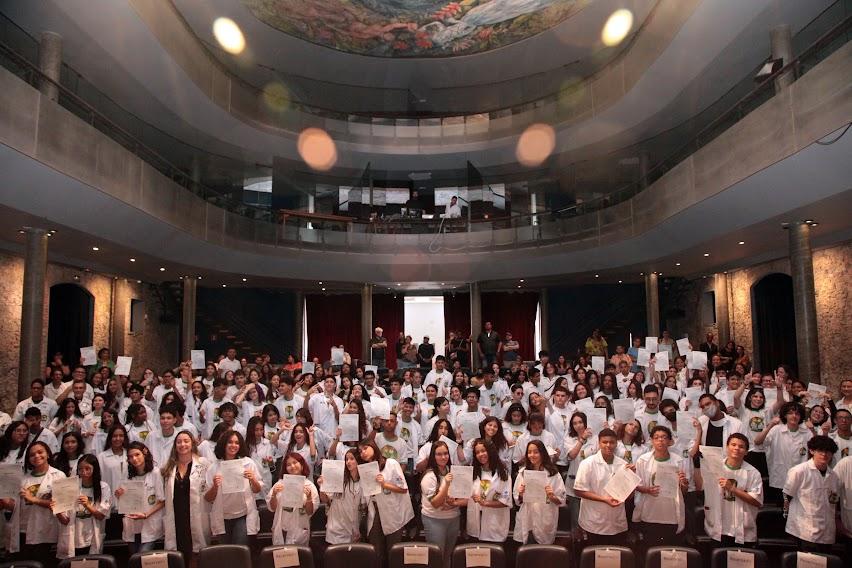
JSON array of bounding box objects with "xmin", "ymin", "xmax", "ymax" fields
[
  {"xmin": 714, "ymin": 273, "xmax": 730, "ymax": 345},
  {"xmin": 469, "ymin": 282, "xmax": 482, "ymax": 355},
  {"xmin": 788, "ymin": 221, "xmax": 820, "ymax": 383},
  {"xmin": 770, "ymin": 25, "xmax": 794, "ymax": 92},
  {"xmin": 293, "ymin": 291, "xmax": 304, "ymax": 361},
  {"xmin": 38, "ymin": 31, "xmax": 62, "ymax": 102},
  {"xmin": 361, "ymin": 284, "xmax": 373, "ymax": 362},
  {"xmin": 644, "ymin": 272, "xmax": 660, "ymax": 338},
  {"xmin": 539, "ymin": 288, "xmax": 549, "ymax": 353},
  {"xmin": 181, "ymin": 277, "xmax": 197, "ymax": 362},
  {"xmin": 18, "ymin": 227, "xmax": 48, "ymax": 401}
]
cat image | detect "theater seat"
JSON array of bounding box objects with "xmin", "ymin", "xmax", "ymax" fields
[
  {"xmin": 259, "ymin": 545, "xmax": 314, "ymax": 568},
  {"xmin": 57, "ymin": 555, "xmax": 117, "ymax": 568},
  {"xmin": 388, "ymin": 542, "xmax": 441, "ymax": 568},
  {"xmin": 780, "ymin": 552, "xmax": 843, "ymax": 568},
  {"xmin": 645, "ymin": 547, "xmax": 701, "ymax": 568},
  {"xmin": 755, "ymin": 508, "xmax": 797, "ymax": 563},
  {"xmin": 516, "ymin": 544, "xmax": 570, "ymax": 567},
  {"xmin": 579, "ymin": 546, "xmax": 635, "ymax": 568},
  {"xmin": 0, "ymin": 561, "xmax": 44, "ymax": 568},
  {"xmin": 710, "ymin": 548, "xmax": 768, "ymax": 568},
  {"xmin": 198, "ymin": 544, "xmax": 251, "ymax": 568},
  {"xmin": 687, "ymin": 507, "xmax": 715, "ymax": 561},
  {"xmin": 325, "ymin": 543, "xmax": 378, "ymax": 568},
  {"xmin": 451, "ymin": 543, "xmax": 505, "ymax": 568},
  {"xmin": 128, "ymin": 551, "xmax": 185, "ymax": 568}
]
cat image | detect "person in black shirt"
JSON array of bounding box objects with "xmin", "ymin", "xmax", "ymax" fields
[
  {"xmin": 417, "ymin": 336, "xmax": 435, "ymax": 368},
  {"xmin": 369, "ymin": 327, "xmax": 388, "ymax": 368}
]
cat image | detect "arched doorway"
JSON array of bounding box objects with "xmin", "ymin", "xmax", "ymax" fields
[
  {"xmin": 752, "ymin": 273, "xmax": 798, "ymax": 374},
  {"xmin": 47, "ymin": 283, "xmax": 94, "ymax": 368}
]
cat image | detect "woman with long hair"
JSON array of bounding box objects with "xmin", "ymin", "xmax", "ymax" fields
[
  {"xmin": 465, "ymin": 416, "xmax": 512, "ymax": 472},
  {"xmin": 88, "ymin": 408, "xmax": 117, "ymax": 454},
  {"xmin": 0, "ymin": 421, "xmax": 30, "ymax": 465},
  {"xmin": 318, "ymin": 447, "xmax": 364, "ymax": 544},
  {"xmin": 564, "ymin": 412, "xmax": 596, "ymax": 529},
  {"xmin": 118, "ymin": 442, "xmax": 164, "ymax": 554},
  {"xmin": 64, "ymin": 454, "xmax": 111, "ymax": 556},
  {"xmin": 328, "ymin": 399, "xmax": 369, "ymax": 460},
  {"xmin": 420, "ymin": 441, "xmax": 465, "ymax": 568},
  {"xmin": 279, "ymin": 423, "xmax": 318, "ymax": 478},
  {"xmin": 97, "ymin": 424, "xmax": 129, "ymax": 511},
  {"xmin": 467, "ymin": 438, "xmax": 511, "ymax": 543},
  {"xmin": 51, "ymin": 431, "xmax": 86, "ymax": 476},
  {"xmin": 734, "ymin": 387, "xmax": 772, "ymax": 477},
  {"xmin": 267, "ymin": 452, "xmax": 318, "ymax": 545},
  {"xmin": 615, "ymin": 419, "xmax": 647, "ymax": 465},
  {"xmin": 49, "ymin": 398, "xmax": 85, "ymax": 437},
  {"xmin": 416, "ymin": 418, "xmax": 465, "ymax": 473},
  {"xmin": 502, "ymin": 402, "xmax": 528, "ymax": 443},
  {"xmin": 245, "ymin": 416, "xmax": 276, "ymax": 500},
  {"xmin": 162, "ymin": 430, "xmax": 210, "ymax": 564},
  {"xmin": 204, "ymin": 431, "xmax": 263, "ymax": 545},
  {"xmin": 512, "ymin": 439, "xmax": 566, "ymax": 544}
]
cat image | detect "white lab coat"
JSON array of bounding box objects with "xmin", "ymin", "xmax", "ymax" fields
[
  {"xmin": 365, "ymin": 458, "xmax": 414, "ymax": 535},
  {"xmin": 6, "ymin": 466, "xmax": 74, "ymax": 558},
  {"xmin": 248, "ymin": 439, "xmax": 277, "ymax": 500},
  {"xmin": 121, "ymin": 469, "xmax": 165, "ymax": 544},
  {"xmin": 512, "ymin": 468, "xmax": 566, "ymax": 544},
  {"xmin": 267, "ymin": 478, "xmax": 319, "ymax": 545},
  {"xmin": 466, "ymin": 470, "xmax": 512, "ymax": 542},
  {"xmin": 323, "ymin": 481, "xmax": 365, "ymax": 544},
  {"xmin": 163, "ymin": 456, "xmax": 210, "ymax": 553},
  {"xmin": 205, "ymin": 457, "xmax": 263, "ymax": 536},
  {"xmin": 58, "ymin": 480, "xmax": 111, "ymax": 557}
]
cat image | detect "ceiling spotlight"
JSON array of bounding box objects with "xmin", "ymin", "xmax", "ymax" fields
[
  {"xmin": 130, "ymin": 258, "xmax": 136, "ymax": 262},
  {"xmin": 17, "ymin": 230, "xmax": 25, "ymax": 234},
  {"xmin": 676, "ymin": 262, "xmax": 681, "ymax": 266},
  {"xmin": 595, "ymin": 274, "xmax": 600, "ymax": 278},
  {"xmin": 242, "ymin": 278, "xmax": 247, "ymax": 282},
  {"xmin": 212, "ymin": 17, "xmax": 245, "ymax": 54},
  {"xmin": 197, "ymin": 276, "xmax": 202, "ymax": 280},
  {"xmin": 440, "ymin": 282, "xmax": 445, "ymax": 286},
  {"xmin": 49, "ymin": 229, "xmax": 56, "ymax": 234},
  {"xmin": 396, "ymin": 283, "xmax": 401, "ymax": 286},
  {"xmin": 618, "ymin": 280, "xmax": 623, "ymax": 284},
  {"xmin": 179, "ymin": 276, "xmax": 184, "ymax": 280},
  {"xmin": 811, "ymin": 222, "xmax": 819, "ymax": 226},
  {"xmin": 73, "ymin": 275, "xmax": 80, "ymax": 281},
  {"xmin": 136, "ymin": 280, "xmax": 142, "ymax": 284},
  {"xmin": 91, "ymin": 246, "xmax": 99, "ymax": 251},
  {"xmin": 517, "ymin": 285, "xmax": 522, "ymax": 288},
  {"xmin": 703, "ymin": 253, "xmax": 710, "ymax": 257},
  {"xmin": 640, "ymin": 272, "xmax": 644, "ymax": 276},
  {"xmin": 159, "ymin": 267, "xmax": 166, "ymax": 271},
  {"xmin": 321, "ymin": 287, "xmax": 326, "ymax": 291},
  {"xmin": 318, "ymin": 281, "xmax": 323, "ymax": 285},
  {"xmin": 222, "ymin": 284, "xmax": 227, "ymax": 288},
  {"xmin": 738, "ymin": 241, "xmax": 745, "ymax": 245},
  {"xmin": 520, "ymin": 279, "xmax": 525, "ymax": 283},
  {"xmin": 804, "ymin": 219, "xmax": 814, "ymax": 224},
  {"xmin": 602, "ymin": 9, "xmax": 634, "ymax": 46}
]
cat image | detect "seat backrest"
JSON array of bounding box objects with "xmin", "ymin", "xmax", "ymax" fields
[
  {"xmin": 389, "ymin": 543, "xmax": 442, "ymax": 568},
  {"xmin": 780, "ymin": 552, "xmax": 844, "ymax": 568},
  {"xmin": 710, "ymin": 548, "xmax": 768, "ymax": 568},
  {"xmin": 198, "ymin": 544, "xmax": 252, "ymax": 568},
  {"xmin": 645, "ymin": 547, "xmax": 702, "ymax": 568},
  {"xmin": 451, "ymin": 544, "xmax": 506, "ymax": 568},
  {"xmin": 128, "ymin": 551, "xmax": 185, "ymax": 568},
  {"xmin": 0, "ymin": 561, "xmax": 44, "ymax": 568},
  {"xmin": 325, "ymin": 543, "xmax": 378, "ymax": 568},
  {"xmin": 756, "ymin": 507, "xmax": 786, "ymax": 538},
  {"xmin": 259, "ymin": 545, "xmax": 314, "ymax": 568},
  {"xmin": 516, "ymin": 544, "xmax": 571, "ymax": 567},
  {"xmin": 579, "ymin": 546, "xmax": 635, "ymax": 568},
  {"xmin": 57, "ymin": 555, "xmax": 117, "ymax": 568}
]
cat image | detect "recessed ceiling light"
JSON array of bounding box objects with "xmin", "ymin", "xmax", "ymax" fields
[
  {"xmin": 212, "ymin": 17, "xmax": 245, "ymax": 54},
  {"xmin": 242, "ymin": 278, "xmax": 247, "ymax": 282},
  {"xmin": 618, "ymin": 280, "xmax": 623, "ymax": 284},
  {"xmin": 396, "ymin": 283, "xmax": 401, "ymax": 286},
  {"xmin": 49, "ymin": 230, "xmax": 56, "ymax": 234},
  {"xmin": 197, "ymin": 276, "xmax": 202, "ymax": 280},
  {"xmin": 811, "ymin": 222, "xmax": 819, "ymax": 226},
  {"xmin": 595, "ymin": 274, "xmax": 600, "ymax": 278},
  {"xmin": 321, "ymin": 287, "xmax": 326, "ymax": 291},
  {"xmin": 136, "ymin": 280, "xmax": 142, "ymax": 284},
  {"xmin": 517, "ymin": 285, "xmax": 522, "ymax": 288},
  {"xmin": 222, "ymin": 284, "xmax": 227, "ymax": 288},
  {"xmin": 91, "ymin": 246, "xmax": 99, "ymax": 251},
  {"xmin": 804, "ymin": 219, "xmax": 814, "ymax": 224},
  {"xmin": 675, "ymin": 262, "xmax": 681, "ymax": 266},
  {"xmin": 640, "ymin": 272, "xmax": 644, "ymax": 276},
  {"xmin": 318, "ymin": 281, "xmax": 323, "ymax": 285},
  {"xmin": 130, "ymin": 258, "xmax": 136, "ymax": 262},
  {"xmin": 159, "ymin": 267, "xmax": 165, "ymax": 271},
  {"xmin": 602, "ymin": 9, "xmax": 634, "ymax": 46},
  {"xmin": 703, "ymin": 253, "xmax": 710, "ymax": 257},
  {"xmin": 738, "ymin": 241, "xmax": 745, "ymax": 245},
  {"xmin": 520, "ymin": 279, "xmax": 525, "ymax": 283},
  {"xmin": 440, "ymin": 282, "xmax": 445, "ymax": 286},
  {"xmin": 17, "ymin": 230, "xmax": 25, "ymax": 235}
]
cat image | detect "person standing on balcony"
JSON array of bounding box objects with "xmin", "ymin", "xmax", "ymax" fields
[
  {"xmin": 218, "ymin": 348, "xmax": 241, "ymax": 378},
  {"xmin": 418, "ymin": 336, "xmax": 435, "ymax": 368},
  {"xmin": 585, "ymin": 328, "xmax": 608, "ymax": 358},
  {"xmin": 477, "ymin": 322, "xmax": 502, "ymax": 370},
  {"xmin": 370, "ymin": 327, "xmax": 388, "ymax": 369}
]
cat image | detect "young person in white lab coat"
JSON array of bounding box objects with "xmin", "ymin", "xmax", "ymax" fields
[
  {"xmin": 62, "ymin": 453, "xmax": 111, "ymax": 557},
  {"xmin": 161, "ymin": 431, "xmax": 210, "ymax": 564},
  {"xmin": 118, "ymin": 442, "xmax": 165, "ymax": 553},
  {"xmin": 97, "ymin": 424, "xmax": 129, "ymax": 514},
  {"xmin": 420, "ymin": 440, "xmax": 466, "ymax": 568},
  {"xmin": 245, "ymin": 416, "xmax": 276, "ymax": 500},
  {"xmin": 358, "ymin": 440, "xmax": 414, "ymax": 568},
  {"xmin": 466, "ymin": 438, "xmax": 511, "ymax": 543},
  {"xmin": 267, "ymin": 452, "xmax": 319, "ymax": 545},
  {"xmin": 513, "ymin": 439, "xmax": 566, "ymax": 544},
  {"xmin": 204, "ymin": 431, "xmax": 263, "ymax": 546},
  {"xmin": 318, "ymin": 447, "xmax": 365, "ymax": 544},
  {"xmin": 755, "ymin": 401, "xmax": 813, "ymax": 504}
]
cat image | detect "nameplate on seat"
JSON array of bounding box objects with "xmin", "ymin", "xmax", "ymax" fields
[
  {"xmin": 141, "ymin": 553, "xmax": 169, "ymax": 568},
  {"xmin": 465, "ymin": 547, "xmax": 491, "ymax": 567},
  {"xmin": 796, "ymin": 552, "xmax": 827, "ymax": 568},
  {"xmin": 404, "ymin": 545, "xmax": 429, "ymax": 565},
  {"xmin": 274, "ymin": 547, "xmax": 300, "ymax": 568},
  {"xmin": 660, "ymin": 549, "xmax": 687, "ymax": 568},
  {"xmin": 726, "ymin": 551, "xmax": 754, "ymax": 568},
  {"xmin": 595, "ymin": 548, "xmax": 620, "ymax": 568}
]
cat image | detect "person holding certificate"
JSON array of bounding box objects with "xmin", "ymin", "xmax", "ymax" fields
[
  {"xmin": 162, "ymin": 431, "xmax": 210, "ymax": 564},
  {"xmin": 328, "ymin": 400, "xmax": 370, "ymax": 461},
  {"xmin": 267, "ymin": 452, "xmax": 318, "ymax": 545},
  {"xmin": 358, "ymin": 440, "xmax": 414, "ymax": 568},
  {"xmin": 118, "ymin": 442, "xmax": 164, "ymax": 553},
  {"xmin": 464, "ymin": 417, "xmax": 513, "ymax": 473},
  {"xmin": 97, "ymin": 424, "xmax": 129, "ymax": 516},
  {"xmin": 420, "ymin": 441, "xmax": 466, "ymax": 568},
  {"xmin": 3, "ymin": 441, "xmax": 73, "ymax": 563},
  {"xmin": 318, "ymin": 448, "xmax": 364, "ymax": 544},
  {"xmin": 512, "ymin": 440, "xmax": 566, "ymax": 544},
  {"xmin": 466, "ymin": 439, "xmax": 511, "ymax": 543},
  {"xmin": 416, "ymin": 419, "xmax": 465, "ymax": 473},
  {"xmin": 245, "ymin": 417, "xmax": 276, "ymax": 500},
  {"xmin": 61, "ymin": 454, "xmax": 111, "ymax": 557},
  {"xmin": 632, "ymin": 426, "xmax": 690, "ymax": 547}
]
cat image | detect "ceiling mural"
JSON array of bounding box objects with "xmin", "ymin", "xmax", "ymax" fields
[{"xmin": 240, "ymin": 0, "xmax": 591, "ymax": 57}]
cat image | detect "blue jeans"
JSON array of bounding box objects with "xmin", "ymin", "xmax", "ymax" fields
[
  {"xmin": 222, "ymin": 515, "xmax": 249, "ymax": 546},
  {"xmin": 130, "ymin": 533, "xmax": 158, "ymax": 554},
  {"xmin": 422, "ymin": 514, "xmax": 460, "ymax": 568}
]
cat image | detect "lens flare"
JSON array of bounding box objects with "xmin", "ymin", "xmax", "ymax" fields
[
  {"xmin": 213, "ymin": 17, "xmax": 245, "ymax": 54},
  {"xmin": 516, "ymin": 123, "xmax": 556, "ymax": 167},
  {"xmin": 602, "ymin": 9, "xmax": 634, "ymax": 47},
  {"xmin": 298, "ymin": 128, "xmax": 337, "ymax": 171}
]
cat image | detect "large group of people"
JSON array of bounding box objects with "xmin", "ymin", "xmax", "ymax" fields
[{"xmin": 1, "ymin": 330, "xmax": 851, "ymax": 568}]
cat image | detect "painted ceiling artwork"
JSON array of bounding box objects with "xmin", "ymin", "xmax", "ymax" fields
[{"xmin": 240, "ymin": 0, "xmax": 591, "ymax": 57}]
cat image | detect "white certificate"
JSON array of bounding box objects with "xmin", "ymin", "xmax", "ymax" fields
[
  {"xmin": 272, "ymin": 547, "xmax": 300, "ymax": 568},
  {"xmin": 403, "ymin": 545, "xmax": 429, "ymax": 566},
  {"xmin": 51, "ymin": 475, "xmax": 79, "ymax": 514},
  {"xmin": 320, "ymin": 460, "xmax": 344, "ymax": 494},
  {"xmin": 458, "ymin": 414, "xmax": 481, "ymax": 442},
  {"xmin": 700, "ymin": 446, "xmax": 725, "ymax": 478},
  {"xmin": 687, "ymin": 351, "xmax": 707, "ymax": 370},
  {"xmin": 439, "ymin": 436, "xmax": 459, "ymax": 459},
  {"xmin": 140, "ymin": 553, "xmax": 170, "ymax": 568},
  {"xmin": 676, "ymin": 411, "xmax": 696, "ymax": 436},
  {"xmin": 576, "ymin": 397, "xmax": 594, "ymax": 414},
  {"xmin": 0, "ymin": 464, "xmax": 23, "ymax": 499},
  {"xmin": 118, "ymin": 480, "xmax": 146, "ymax": 514},
  {"xmin": 301, "ymin": 361, "xmax": 315, "ymax": 375},
  {"xmin": 220, "ymin": 460, "xmax": 248, "ymax": 494},
  {"xmin": 115, "ymin": 356, "xmax": 133, "ymax": 376},
  {"xmin": 796, "ymin": 552, "xmax": 827, "ymax": 568},
  {"xmin": 587, "ymin": 408, "xmax": 608, "ymax": 435},
  {"xmin": 339, "ymin": 414, "xmax": 360, "ymax": 442},
  {"xmin": 595, "ymin": 547, "xmax": 621, "ymax": 568},
  {"xmin": 645, "ymin": 337, "xmax": 658, "ymax": 353},
  {"xmin": 358, "ymin": 461, "xmax": 381, "ymax": 496},
  {"xmin": 190, "ymin": 350, "xmax": 206, "ymax": 370},
  {"xmin": 662, "ymin": 387, "xmax": 681, "ymax": 403},
  {"xmin": 331, "ymin": 348, "xmax": 344, "ymax": 366},
  {"xmin": 449, "ymin": 465, "xmax": 473, "ymax": 499},
  {"xmin": 676, "ymin": 337, "xmax": 691, "ymax": 354},
  {"xmin": 280, "ymin": 475, "xmax": 305, "ymax": 508},
  {"xmin": 654, "ymin": 351, "xmax": 670, "ymax": 370},
  {"xmin": 591, "ymin": 356, "xmax": 605, "ymax": 373},
  {"xmin": 522, "ymin": 469, "xmax": 548, "ymax": 504},
  {"xmin": 726, "ymin": 550, "xmax": 755, "ymax": 568},
  {"xmin": 655, "ymin": 462, "xmax": 679, "ymax": 499},
  {"xmin": 806, "ymin": 383, "xmax": 827, "ymax": 408},
  {"xmin": 613, "ymin": 399, "xmax": 635, "ymax": 423},
  {"xmin": 637, "ymin": 348, "xmax": 651, "ymax": 367},
  {"xmin": 465, "ymin": 548, "xmax": 491, "ymax": 568},
  {"xmin": 684, "ymin": 387, "xmax": 704, "ymax": 405},
  {"xmin": 80, "ymin": 346, "xmax": 96, "ymax": 366},
  {"xmin": 371, "ymin": 397, "xmax": 391, "ymax": 420},
  {"xmin": 660, "ymin": 549, "xmax": 687, "ymax": 568},
  {"xmin": 604, "ymin": 466, "xmax": 641, "ymax": 503}
]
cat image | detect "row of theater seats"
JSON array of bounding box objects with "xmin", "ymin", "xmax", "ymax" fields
[{"xmin": 0, "ymin": 544, "xmax": 843, "ymax": 568}]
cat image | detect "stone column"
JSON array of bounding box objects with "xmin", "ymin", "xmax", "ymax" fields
[
  {"xmin": 644, "ymin": 272, "xmax": 660, "ymax": 338},
  {"xmin": 18, "ymin": 227, "xmax": 48, "ymax": 401},
  {"xmin": 293, "ymin": 291, "xmax": 304, "ymax": 361},
  {"xmin": 539, "ymin": 288, "xmax": 549, "ymax": 352},
  {"xmin": 38, "ymin": 31, "xmax": 62, "ymax": 102},
  {"xmin": 770, "ymin": 24, "xmax": 794, "ymax": 92},
  {"xmin": 788, "ymin": 222, "xmax": 820, "ymax": 383},
  {"xmin": 361, "ymin": 284, "xmax": 373, "ymax": 362},
  {"xmin": 180, "ymin": 277, "xmax": 197, "ymax": 362},
  {"xmin": 714, "ymin": 273, "xmax": 730, "ymax": 345},
  {"xmin": 469, "ymin": 282, "xmax": 482, "ymax": 358}
]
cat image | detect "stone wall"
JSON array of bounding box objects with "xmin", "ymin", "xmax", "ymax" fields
[{"xmin": 0, "ymin": 250, "xmax": 178, "ymax": 413}]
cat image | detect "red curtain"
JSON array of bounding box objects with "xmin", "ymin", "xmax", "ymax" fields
[
  {"xmin": 373, "ymin": 294, "xmax": 405, "ymax": 368},
  {"xmin": 443, "ymin": 293, "xmax": 471, "ymax": 341},
  {"xmin": 306, "ymin": 294, "xmax": 361, "ymax": 362},
  {"xmin": 481, "ymin": 291, "xmax": 540, "ymax": 361}
]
